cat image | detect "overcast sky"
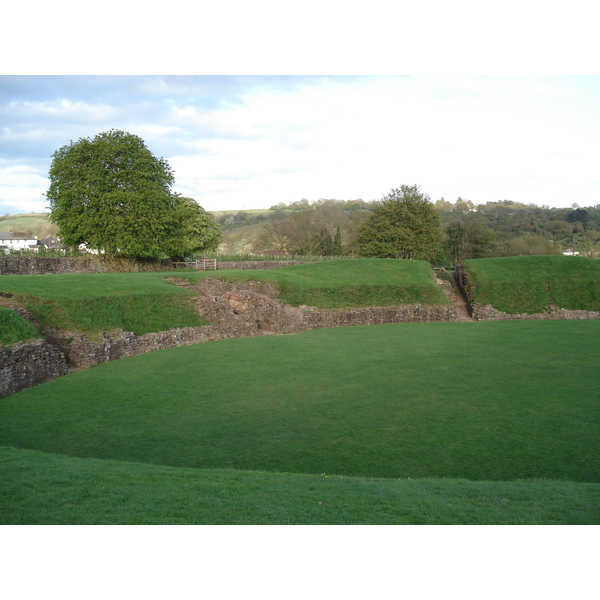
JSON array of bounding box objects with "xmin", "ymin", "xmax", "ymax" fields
[{"xmin": 1, "ymin": 74, "xmax": 599, "ymax": 216}]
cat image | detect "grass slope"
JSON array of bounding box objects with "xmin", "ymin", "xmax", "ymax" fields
[
  {"xmin": 0, "ymin": 307, "xmax": 42, "ymax": 345},
  {"xmin": 2, "ymin": 446, "xmax": 598, "ymax": 525},
  {"xmin": 1, "ymin": 321, "xmax": 598, "ymax": 483},
  {"xmin": 464, "ymin": 255, "xmax": 600, "ymax": 313},
  {"xmin": 0, "ymin": 272, "xmax": 207, "ymax": 336},
  {"xmin": 187, "ymin": 258, "xmax": 449, "ymax": 308}
]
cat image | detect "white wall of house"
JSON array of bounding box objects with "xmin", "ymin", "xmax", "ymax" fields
[{"xmin": 0, "ymin": 232, "xmax": 40, "ymax": 251}]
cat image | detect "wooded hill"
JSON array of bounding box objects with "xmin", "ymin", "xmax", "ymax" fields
[
  {"xmin": 4, "ymin": 197, "xmax": 600, "ymax": 261},
  {"xmin": 214, "ymin": 198, "xmax": 600, "ymax": 260}
]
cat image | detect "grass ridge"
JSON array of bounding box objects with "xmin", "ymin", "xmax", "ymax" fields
[{"xmin": 2, "ymin": 446, "xmax": 598, "ymax": 525}]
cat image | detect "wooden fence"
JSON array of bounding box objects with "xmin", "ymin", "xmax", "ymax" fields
[{"xmin": 172, "ymin": 259, "xmax": 217, "ymax": 271}]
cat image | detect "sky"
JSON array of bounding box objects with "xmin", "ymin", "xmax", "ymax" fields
[{"xmin": 1, "ymin": 74, "xmax": 599, "ymax": 216}]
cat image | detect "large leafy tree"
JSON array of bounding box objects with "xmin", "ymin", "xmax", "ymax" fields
[
  {"xmin": 47, "ymin": 130, "xmax": 186, "ymax": 259},
  {"xmin": 355, "ymin": 185, "xmax": 443, "ymax": 261},
  {"xmin": 172, "ymin": 197, "xmax": 222, "ymax": 258}
]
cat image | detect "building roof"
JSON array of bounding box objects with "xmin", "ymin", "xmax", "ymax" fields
[{"xmin": 0, "ymin": 231, "xmax": 37, "ymax": 240}]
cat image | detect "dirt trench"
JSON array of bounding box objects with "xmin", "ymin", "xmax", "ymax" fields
[{"xmin": 433, "ymin": 276, "xmax": 474, "ymax": 322}]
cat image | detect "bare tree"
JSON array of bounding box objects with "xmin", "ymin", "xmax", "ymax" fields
[{"xmin": 252, "ymin": 217, "xmax": 292, "ymax": 253}]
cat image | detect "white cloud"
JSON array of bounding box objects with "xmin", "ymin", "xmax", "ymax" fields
[
  {"xmin": 165, "ymin": 76, "xmax": 600, "ymax": 209},
  {"xmin": 1, "ymin": 76, "xmax": 599, "ymax": 214}
]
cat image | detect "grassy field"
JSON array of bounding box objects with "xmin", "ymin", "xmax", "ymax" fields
[
  {"xmin": 1, "ymin": 320, "xmax": 599, "ymax": 524},
  {"xmin": 0, "ymin": 272, "xmax": 207, "ymax": 336},
  {"xmin": 0, "ymin": 271, "xmax": 187, "ymax": 299},
  {"xmin": 0, "ymin": 306, "xmax": 42, "ymax": 345},
  {"xmin": 186, "ymin": 259, "xmax": 449, "ymax": 308},
  {"xmin": 464, "ymin": 255, "xmax": 600, "ymax": 313}
]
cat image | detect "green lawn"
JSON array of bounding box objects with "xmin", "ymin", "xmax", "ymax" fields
[
  {"xmin": 1, "ymin": 320, "xmax": 598, "ymax": 524},
  {"xmin": 0, "ymin": 271, "xmax": 183, "ymax": 299},
  {"xmin": 1, "ymin": 320, "xmax": 599, "ymax": 525},
  {"xmin": 0, "ymin": 272, "xmax": 207, "ymax": 336},
  {"xmin": 2, "ymin": 446, "xmax": 597, "ymax": 525},
  {"xmin": 186, "ymin": 258, "xmax": 449, "ymax": 308},
  {"xmin": 464, "ymin": 255, "xmax": 600, "ymax": 313}
]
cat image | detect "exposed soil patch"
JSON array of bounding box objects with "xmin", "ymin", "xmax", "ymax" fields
[{"xmin": 433, "ymin": 276, "xmax": 474, "ymax": 322}]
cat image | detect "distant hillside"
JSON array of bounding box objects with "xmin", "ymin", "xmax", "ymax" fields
[
  {"xmin": 0, "ymin": 213, "xmax": 58, "ymax": 239},
  {"xmin": 4, "ymin": 196, "xmax": 600, "ymax": 259}
]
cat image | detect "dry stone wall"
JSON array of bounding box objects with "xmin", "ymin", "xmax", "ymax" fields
[
  {"xmin": 470, "ymin": 303, "xmax": 600, "ymax": 321},
  {"xmin": 0, "ymin": 256, "xmax": 172, "ymax": 275},
  {"xmin": 214, "ymin": 260, "xmax": 304, "ymax": 270},
  {"xmin": 0, "ymin": 257, "xmax": 302, "ymax": 275},
  {"xmin": 0, "ymin": 339, "xmax": 68, "ymax": 397},
  {"xmin": 1, "ymin": 256, "xmax": 106, "ymax": 275}
]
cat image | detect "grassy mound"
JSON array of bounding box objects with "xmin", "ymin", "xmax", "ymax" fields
[
  {"xmin": 2, "ymin": 446, "xmax": 597, "ymax": 525},
  {"xmin": 187, "ymin": 259, "xmax": 449, "ymax": 308},
  {"xmin": 0, "ymin": 272, "xmax": 207, "ymax": 335},
  {"xmin": 1, "ymin": 321, "xmax": 598, "ymax": 483},
  {"xmin": 0, "ymin": 306, "xmax": 42, "ymax": 345},
  {"xmin": 463, "ymin": 255, "xmax": 600, "ymax": 314},
  {"xmin": 0, "ymin": 260, "xmax": 448, "ymax": 335}
]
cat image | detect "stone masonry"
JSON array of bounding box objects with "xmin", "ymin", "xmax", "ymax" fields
[{"xmin": 0, "ymin": 339, "xmax": 68, "ymax": 397}]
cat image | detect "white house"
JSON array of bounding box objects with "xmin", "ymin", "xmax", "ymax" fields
[{"xmin": 0, "ymin": 231, "xmax": 41, "ymax": 252}]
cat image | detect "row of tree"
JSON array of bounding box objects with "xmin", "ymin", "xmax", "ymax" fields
[
  {"xmin": 216, "ymin": 191, "xmax": 600, "ymax": 262},
  {"xmin": 44, "ymin": 129, "xmax": 599, "ymax": 263}
]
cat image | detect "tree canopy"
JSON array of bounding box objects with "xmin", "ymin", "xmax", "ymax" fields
[
  {"xmin": 355, "ymin": 185, "xmax": 443, "ymax": 261},
  {"xmin": 173, "ymin": 197, "xmax": 222, "ymax": 257},
  {"xmin": 46, "ymin": 130, "xmax": 219, "ymax": 259}
]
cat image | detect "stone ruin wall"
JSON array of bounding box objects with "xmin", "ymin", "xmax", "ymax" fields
[
  {"xmin": 1, "ymin": 276, "xmax": 459, "ymax": 394},
  {"xmin": 0, "ymin": 339, "xmax": 68, "ymax": 398}
]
